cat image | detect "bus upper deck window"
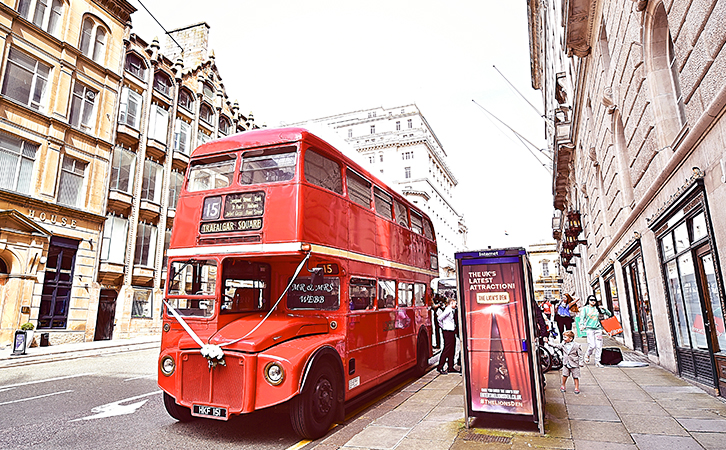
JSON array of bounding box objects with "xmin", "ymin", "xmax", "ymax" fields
[
  {"xmin": 394, "ymin": 199, "xmax": 409, "ymax": 228},
  {"xmin": 411, "ymin": 210, "xmax": 424, "ymax": 234},
  {"xmin": 188, "ymin": 157, "xmax": 236, "ymax": 192},
  {"xmin": 239, "ymin": 147, "xmax": 297, "ymax": 185},
  {"xmin": 304, "ymin": 149, "xmax": 343, "ymax": 194},
  {"xmin": 347, "ymin": 169, "xmax": 372, "ymax": 208}
]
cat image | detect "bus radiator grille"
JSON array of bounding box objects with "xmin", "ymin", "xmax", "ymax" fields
[{"xmin": 180, "ymin": 352, "xmax": 245, "ymax": 411}]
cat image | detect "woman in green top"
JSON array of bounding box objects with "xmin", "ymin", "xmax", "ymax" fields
[{"xmin": 579, "ymin": 295, "xmax": 612, "ymax": 367}]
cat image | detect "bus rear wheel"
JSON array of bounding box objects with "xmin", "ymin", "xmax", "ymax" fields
[
  {"xmin": 163, "ymin": 392, "xmax": 195, "ymax": 422},
  {"xmin": 290, "ymin": 362, "xmax": 338, "ymax": 440}
]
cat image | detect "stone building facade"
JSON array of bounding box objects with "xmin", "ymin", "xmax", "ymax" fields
[
  {"xmin": 0, "ymin": 0, "xmax": 135, "ymax": 346},
  {"xmin": 529, "ymin": 0, "xmax": 726, "ymax": 396},
  {"xmin": 528, "ymin": 242, "xmax": 563, "ymax": 305},
  {"xmin": 96, "ymin": 22, "xmax": 256, "ymax": 341},
  {"xmin": 0, "ymin": 8, "xmax": 255, "ymax": 347},
  {"xmin": 288, "ymin": 105, "xmax": 467, "ymax": 276}
]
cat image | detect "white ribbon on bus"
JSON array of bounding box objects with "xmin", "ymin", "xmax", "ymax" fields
[{"xmin": 163, "ymin": 252, "xmax": 311, "ymax": 364}]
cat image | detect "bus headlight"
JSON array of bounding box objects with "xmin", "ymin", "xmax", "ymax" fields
[
  {"xmin": 160, "ymin": 355, "xmax": 176, "ymax": 376},
  {"xmin": 264, "ymin": 362, "xmax": 285, "ymax": 386}
]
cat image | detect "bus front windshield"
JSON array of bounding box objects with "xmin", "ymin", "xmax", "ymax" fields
[{"xmin": 167, "ymin": 259, "xmax": 218, "ymax": 317}]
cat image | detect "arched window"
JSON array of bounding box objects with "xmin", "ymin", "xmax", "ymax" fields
[
  {"xmin": 79, "ymin": 17, "xmax": 108, "ymax": 64},
  {"xmin": 0, "ymin": 257, "xmax": 7, "ymax": 274},
  {"xmin": 124, "ymin": 53, "xmax": 147, "ymax": 80},
  {"xmin": 219, "ymin": 116, "xmax": 231, "ymax": 135},
  {"xmin": 178, "ymin": 87, "xmax": 193, "ymax": 111},
  {"xmin": 645, "ymin": 1, "xmax": 686, "ymax": 148},
  {"xmin": 17, "ymin": 0, "xmax": 63, "ymax": 35},
  {"xmin": 203, "ymin": 82, "xmax": 214, "ymax": 99},
  {"xmin": 153, "ymin": 71, "xmax": 173, "ymax": 97},
  {"xmin": 199, "ymin": 103, "xmax": 214, "ymax": 125}
]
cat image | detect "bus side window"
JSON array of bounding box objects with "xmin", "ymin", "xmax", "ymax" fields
[
  {"xmin": 378, "ymin": 279, "xmax": 396, "ymax": 309},
  {"xmin": 394, "ymin": 199, "xmax": 409, "ymax": 228},
  {"xmin": 398, "ymin": 282, "xmax": 413, "ymax": 307},
  {"xmin": 349, "ymin": 277, "xmax": 376, "ymax": 311},
  {"xmin": 414, "ymin": 283, "xmax": 426, "ymax": 307},
  {"xmin": 304, "ymin": 148, "xmax": 343, "ymax": 194},
  {"xmin": 347, "ymin": 169, "xmax": 372, "ymax": 208}
]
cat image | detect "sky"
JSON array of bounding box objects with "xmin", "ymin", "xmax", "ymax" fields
[{"xmin": 129, "ymin": 0, "xmax": 554, "ymax": 251}]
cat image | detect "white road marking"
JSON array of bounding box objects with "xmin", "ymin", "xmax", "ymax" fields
[
  {"xmin": 123, "ymin": 375, "xmax": 156, "ymax": 382},
  {"xmin": 70, "ymin": 390, "xmax": 162, "ymax": 422},
  {"xmin": 0, "ymin": 390, "xmax": 74, "ymax": 406},
  {"xmin": 0, "ymin": 372, "xmax": 97, "ymax": 389}
]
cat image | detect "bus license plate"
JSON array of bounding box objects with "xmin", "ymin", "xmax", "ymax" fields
[{"xmin": 192, "ymin": 404, "xmax": 228, "ymax": 420}]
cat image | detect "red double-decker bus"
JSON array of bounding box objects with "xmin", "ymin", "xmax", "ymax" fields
[{"xmin": 158, "ymin": 127, "xmax": 439, "ymax": 439}]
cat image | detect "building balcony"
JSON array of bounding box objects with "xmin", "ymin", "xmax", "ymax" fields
[
  {"xmin": 138, "ymin": 200, "xmax": 161, "ymax": 222},
  {"xmin": 132, "ymin": 265, "xmax": 155, "ymax": 285},
  {"xmin": 98, "ymin": 261, "xmax": 125, "ymax": 285},
  {"xmin": 145, "ymin": 138, "xmax": 167, "ymax": 162},
  {"xmin": 172, "ymin": 150, "xmax": 190, "ymax": 171},
  {"xmin": 107, "ymin": 189, "xmax": 133, "ymax": 216},
  {"xmin": 117, "ymin": 123, "xmax": 141, "ymax": 143}
]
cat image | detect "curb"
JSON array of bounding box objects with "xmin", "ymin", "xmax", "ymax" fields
[{"xmin": 0, "ymin": 340, "xmax": 160, "ymax": 369}]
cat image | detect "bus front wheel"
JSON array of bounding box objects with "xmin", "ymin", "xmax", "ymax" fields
[
  {"xmin": 290, "ymin": 362, "xmax": 338, "ymax": 440},
  {"xmin": 163, "ymin": 392, "xmax": 195, "ymax": 422}
]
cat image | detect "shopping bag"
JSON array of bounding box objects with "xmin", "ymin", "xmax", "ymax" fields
[{"xmin": 600, "ymin": 316, "xmax": 623, "ymax": 336}]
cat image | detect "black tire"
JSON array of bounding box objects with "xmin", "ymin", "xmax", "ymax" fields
[
  {"xmin": 415, "ymin": 335, "xmax": 429, "ymax": 376},
  {"xmin": 537, "ymin": 346, "xmax": 552, "ymax": 373},
  {"xmin": 290, "ymin": 363, "xmax": 339, "ymax": 440},
  {"xmin": 163, "ymin": 392, "xmax": 195, "ymax": 422},
  {"xmin": 550, "ymin": 348, "xmax": 563, "ymax": 370}
]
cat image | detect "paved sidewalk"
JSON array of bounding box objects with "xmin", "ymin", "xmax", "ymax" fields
[
  {"xmin": 310, "ymin": 339, "xmax": 726, "ymax": 450},
  {"xmin": 0, "ymin": 335, "xmax": 160, "ymax": 368}
]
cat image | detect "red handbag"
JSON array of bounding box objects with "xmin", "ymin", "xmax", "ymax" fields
[{"xmin": 600, "ymin": 316, "xmax": 623, "ymax": 336}]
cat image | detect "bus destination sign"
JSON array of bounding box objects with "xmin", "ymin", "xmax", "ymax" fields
[
  {"xmin": 224, "ymin": 191, "xmax": 265, "ymax": 218},
  {"xmin": 200, "ymin": 218, "xmax": 263, "ymax": 234}
]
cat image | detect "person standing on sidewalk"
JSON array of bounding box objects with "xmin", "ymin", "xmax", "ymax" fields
[
  {"xmin": 550, "ymin": 330, "xmax": 584, "ymax": 393},
  {"xmin": 555, "ymin": 294, "xmax": 575, "ymax": 339},
  {"xmin": 437, "ymin": 298, "xmax": 458, "ymax": 374},
  {"xmin": 580, "ymin": 295, "xmax": 612, "ymax": 367}
]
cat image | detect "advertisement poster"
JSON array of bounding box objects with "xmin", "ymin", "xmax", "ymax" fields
[{"xmin": 460, "ymin": 255, "xmax": 533, "ymax": 416}]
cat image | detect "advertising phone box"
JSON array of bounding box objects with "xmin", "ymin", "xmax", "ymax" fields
[{"xmin": 455, "ymin": 248, "xmax": 545, "ymax": 433}]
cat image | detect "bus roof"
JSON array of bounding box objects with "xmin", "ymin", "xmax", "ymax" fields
[{"xmin": 190, "ymin": 127, "xmax": 435, "ymax": 225}]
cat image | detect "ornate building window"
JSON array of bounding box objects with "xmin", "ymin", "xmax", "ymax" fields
[
  {"xmin": 168, "ymin": 170, "xmax": 184, "ymax": 209},
  {"xmin": 79, "ymin": 16, "xmax": 108, "ymax": 64},
  {"xmin": 100, "ymin": 214, "xmax": 128, "ymax": 264},
  {"xmin": 199, "ymin": 103, "xmax": 214, "ymax": 125},
  {"xmin": 173, "ymin": 118, "xmax": 191, "ymax": 154},
  {"xmin": 645, "ymin": 1, "xmax": 686, "ymax": 148},
  {"xmin": 219, "ymin": 116, "xmax": 231, "ymax": 136},
  {"xmin": 69, "ymin": 82, "xmax": 97, "ymax": 133},
  {"xmin": 124, "ymin": 53, "xmax": 146, "ymax": 79},
  {"xmin": 141, "ymin": 159, "xmax": 163, "ymax": 204},
  {"xmin": 119, "ymin": 86, "xmax": 142, "ymax": 129},
  {"xmin": 148, "ymin": 103, "xmax": 169, "ymax": 144},
  {"xmin": 2, "ymin": 48, "xmax": 50, "ymax": 111},
  {"xmin": 178, "ymin": 87, "xmax": 194, "ymax": 112},
  {"xmin": 109, "ymin": 147, "xmax": 136, "ymax": 194},
  {"xmin": 17, "ymin": 0, "xmax": 63, "ymax": 35},
  {"xmin": 153, "ymin": 71, "xmax": 173, "ymax": 97},
  {"xmin": 134, "ymin": 222, "xmax": 157, "ymax": 267}
]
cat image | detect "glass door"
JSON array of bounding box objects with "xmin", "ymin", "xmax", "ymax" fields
[{"xmin": 622, "ymin": 252, "xmax": 657, "ymax": 355}]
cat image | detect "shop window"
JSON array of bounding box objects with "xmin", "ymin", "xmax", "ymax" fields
[{"xmin": 132, "ymin": 288, "xmax": 152, "ymax": 318}]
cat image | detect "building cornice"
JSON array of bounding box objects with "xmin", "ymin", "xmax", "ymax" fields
[{"xmin": 564, "ymin": 0, "xmax": 600, "ymax": 58}]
